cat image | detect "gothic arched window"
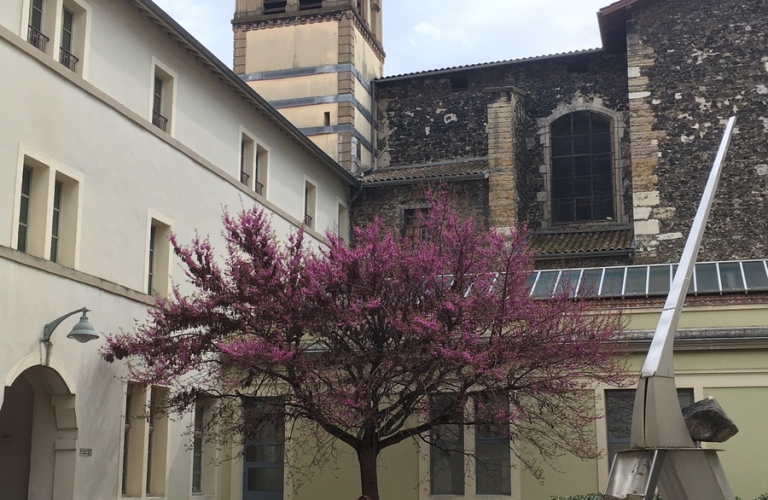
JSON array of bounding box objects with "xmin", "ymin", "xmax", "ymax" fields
[{"xmin": 551, "ymin": 111, "xmax": 614, "ymax": 224}]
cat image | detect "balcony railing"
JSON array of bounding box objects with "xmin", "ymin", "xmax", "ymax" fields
[
  {"xmin": 28, "ymin": 26, "xmax": 49, "ymax": 53},
  {"xmin": 255, "ymin": 181, "xmax": 264, "ymax": 196},
  {"xmin": 59, "ymin": 48, "xmax": 78, "ymax": 72},
  {"xmin": 304, "ymin": 214, "xmax": 313, "ymax": 227},
  {"xmin": 152, "ymin": 110, "xmax": 168, "ymax": 132},
  {"xmin": 240, "ymin": 171, "xmax": 250, "ymax": 185}
]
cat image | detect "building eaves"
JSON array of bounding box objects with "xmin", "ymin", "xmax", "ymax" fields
[
  {"xmin": 530, "ymin": 228, "xmax": 634, "ymax": 259},
  {"xmin": 597, "ymin": 0, "xmax": 663, "ymax": 52},
  {"xmin": 360, "ymin": 158, "xmax": 490, "ymax": 187},
  {"xmin": 130, "ymin": 0, "xmax": 359, "ymax": 188},
  {"xmin": 375, "ymin": 48, "xmax": 603, "ymax": 83}
]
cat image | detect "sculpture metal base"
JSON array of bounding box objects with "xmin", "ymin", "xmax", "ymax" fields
[{"xmin": 604, "ymin": 448, "xmax": 735, "ymax": 500}]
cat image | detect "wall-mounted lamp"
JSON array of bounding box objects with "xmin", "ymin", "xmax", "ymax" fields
[{"xmin": 42, "ymin": 307, "xmax": 98, "ymax": 344}]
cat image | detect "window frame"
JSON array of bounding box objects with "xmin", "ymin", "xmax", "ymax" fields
[
  {"xmin": 550, "ymin": 111, "xmax": 614, "ymax": 224},
  {"xmin": 12, "ymin": 150, "xmax": 82, "ymax": 268},
  {"xmin": 150, "ymin": 58, "xmax": 177, "ymax": 135},
  {"xmin": 146, "ymin": 212, "xmax": 173, "ymax": 298},
  {"xmin": 537, "ymin": 103, "xmax": 628, "ymax": 229},
  {"xmin": 303, "ymin": 178, "xmax": 317, "ymax": 230},
  {"xmin": 240, "ymin": 128, "xmax": 269, "ymax": 197}
]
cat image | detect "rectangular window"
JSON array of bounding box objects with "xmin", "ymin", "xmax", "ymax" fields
[
  {"xmin": 147, "ymin": 387, "xmax": 169, "ymax": 497},
  {"xmin": 49, "ymin": 180, "xmax": 62, "ymax": 262},
  {"xmin": 255, "ymin": 145, "xmax": 267, "ymax": 196},
  {"xmin": 152, "ymin": 76, "xmax": 166, "ymax": 131},
  {"xmin": 151, "ymin": 63, "xmax": 175, "ymax": 133},
  {"xmin": 192, "ymin": 405, "xmax": 204, "ymax": 493},
  {"xmin": 122, "ymin": 383, "xmax": 144, "ymax": 497},
  {"xmin": 337, "ymin": 202, "xmax": 349, "ymax": 242},
  {"xmin": 263, "ymin": 0, "xmax": 287, "ymax": 14},
  {"xmin": 59, "ymin": 8, "xmax": 78, "ymax": 71},
  {"xmin": 304, "ymin": 181, "xmax": 316, "ymax": 229},
  {"xmin": 28, "ymin": 0, "xmax": 48, "ymax": 52},
  {"xmin": 402, "ymin": 208, "xmax": 429, "ymax": 240},
  {"xmin": 147, "ymin": 225, "xmax": 156, "ymax": 294},
  {"xmin": 240, "ymin": 133, "xmax": 268, "ymax": 196},
  {"xmin": 605, "ymin": 388, "xmax": 694, "ymax": 467},
  {"xmin": 475, "ymin": 395, "xmax": 511, "ymax": 495},
  {"xmin": 430, "ymin": 394, "xmax": 464, "ymax": 495},
  {"xmin": 243, "ymin": 398, "xmax": 285, "ymax": 498},
  {"xmin": 17, "ymin": 167, "xmax": 32, "ymax": 253},
  {"xmin": 147, "ymin": 218, "xmax": 171, "ymax": 297}
]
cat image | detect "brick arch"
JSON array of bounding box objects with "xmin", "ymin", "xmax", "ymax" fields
[{"xmin": 536, "ymin": 98, "xmax": 629, "ymax": 229}]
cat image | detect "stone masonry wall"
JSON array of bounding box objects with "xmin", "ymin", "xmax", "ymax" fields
[
  {"xmin": 351, "ymin": 180, "xmax": 489, "ymax": 236},
  {"xmin": 630, "ymin": 0, "xmax": 768, "ymax": 263},
  {"xmin": 374, "ymin": 51, "xmax": 630, "ymax": 231}
]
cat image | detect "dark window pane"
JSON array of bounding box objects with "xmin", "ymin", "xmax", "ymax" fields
[
  {"xmin": 552, "ymin": 137, "xmax": 572, "ymax": 157},
  {"xmin": 550, "ymin": 112, "xmax": 615, "ymax": 224},
  {"xmin": 247, "ymin": 467, "xmax": 284, "ymax": 492},
  {"xmin": 743, "ymin": 261, "xmax": 768, "ymax": 290},
  {"xmin": 552, "ymin": 158, "xmax": 573, "ymax": 178},
  {"xmin": 601, "ymin": 268, "xmax": 624, "ymax": 297},
  {"xmin": 719, "ymin": 262, "xmax": 745, "ymax": 292},
  {"xmin": 552, "ymin": 117, "xmax": 571, "ymax": 137},
  {"xmin": 430, "ymin": 394, "xmax": 464, "ymax": 495},
  {"xmin": 591, "ymin": 118, "xmax": 610, "ymax": 134},
  {"xmin": 694, "ymin": 263, "xmax": 719, "ymax": 293},
  {"xmin": 533, "ymin": 271, "xmax": 559, "ymax": 298},
  {"xmin": 591, "ymin": 133, "xmax": 611, "ymax": 154},
  {"xmin": 573, "ymin": 155, "xmax": 591, "ymax": 176},
  {"xmin": 554, "ymin": 177, "xmax": 574, "ymax": 199},
  {"xmin": 525, "ymin": 272, "xmax": 538, "ymax": 295},
  {"xmin": 578, "ymin": 268, "xmax": 603, "ymax": 297},
  {"xmin": 573, "ymin": 134, "xmax": 591, "ymax": 155},
  {"xmin": 555, "ymin": 200, "xmax": 574, "ymax": 223},
  {"xmin": 575, "ymin": 198, "xmax": 593, "ymax": 221},
  {"xmin": 555, "ymin": 269, "xmax": 582, "ymax": 298},
  {"xmin": 624, "ymin": 266, "xmax": 647, "ymax": 297},
  {"xmin": 648, "ymin": 265, "xmax": 672, "ymax": 296}
]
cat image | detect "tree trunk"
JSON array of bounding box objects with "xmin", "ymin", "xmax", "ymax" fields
[{"xmin": 357, "ymin": 444, "xmax": 380, "ymax": 500}]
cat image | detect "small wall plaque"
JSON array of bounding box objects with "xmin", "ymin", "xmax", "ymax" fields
[{"xmin": 79, "ymin": 448, "xmax": 93, "ymax": 457}]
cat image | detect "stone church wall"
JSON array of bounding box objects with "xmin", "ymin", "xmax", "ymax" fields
[
  {"xmin": 374, "ymin": 51, "xmax": 630, "ymax": 232},
  {"xmin": 628, "ymin": 0, "xmax": 768, "ymax": 263}
]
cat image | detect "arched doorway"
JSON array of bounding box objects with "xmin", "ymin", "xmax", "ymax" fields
[{"xmin": 0, "ymin": 365, "xmax": 78, "ymax": 500}]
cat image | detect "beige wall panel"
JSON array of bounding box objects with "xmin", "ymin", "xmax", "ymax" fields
[
  {"xmin": 248, "ymin": 73, "xmax": 339, "ymax": 101},
  {"xmin": 278, "ymin": 103, "xmax": 337, "ymax": 128},
  {"xmin": 625, "ymin": 305, "xmax": 768, "ymax": 331},
  {"xmin": 244, "ymin": 23, "xmax": 338, "ymax": 73},
  {"xmin": 0, "ymin": 0, "xmax": 22, "ymax": 35},
  {"xmin": 308, "ymin": 134, "xmax": 339, "ymax": 160},
  {"xmin": 353, "ymin": 27, "xmax": 382, "ymax": 82},
  {"xmin": 355, "ymin": 78, "xmax": 372, "ymax": 112},
  {"xmin": 521, "ymin": 395, "xmax": 600, "ymax": 500},
  {"xmin": 293, "ymin": 437, "xmax": 419, "ymax": 500},
  {"xmin": 622, "ymin": 350, "xmax": 768, "ymax": 374},
  {"xmin": 704, "ymin": 387, "xmax": 768, "ymax": 500}
]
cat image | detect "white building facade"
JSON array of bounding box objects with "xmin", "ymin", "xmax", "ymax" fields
[{"xmin": 0, "ymin": 0, "xmax": 357, "ymax": 498}]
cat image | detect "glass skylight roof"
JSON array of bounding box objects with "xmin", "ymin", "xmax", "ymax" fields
[{"xmin": 527, "ymin": 260, "xmax": 768, "ymax": 299}]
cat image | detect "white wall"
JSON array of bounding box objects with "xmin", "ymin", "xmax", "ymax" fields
[{"xmin": 0, "ymin": 1, "xmax": 355, "ymax": 499}]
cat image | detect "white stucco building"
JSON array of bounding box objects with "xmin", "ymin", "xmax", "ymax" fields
[{"xmin": 0, "ymin": 0, "xmax": 357, "ymax": 498}]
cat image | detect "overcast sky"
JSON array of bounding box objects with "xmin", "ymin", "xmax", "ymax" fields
[{"xmin": 152, "ymin": 0, "xmax": 612, "ymax": 77}]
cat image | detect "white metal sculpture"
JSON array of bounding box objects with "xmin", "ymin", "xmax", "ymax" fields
[{"xmin": 604, "ymin": 117, "xmax": 737, "ymax": 500}]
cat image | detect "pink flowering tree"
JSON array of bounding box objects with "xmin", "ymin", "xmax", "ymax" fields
[{"xmin": 103, "ymin": 194, "xmax": 626, "ymax": 500}]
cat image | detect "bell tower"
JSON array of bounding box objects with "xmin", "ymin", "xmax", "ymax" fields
[{"xmin": 233, "ymin": 0, "xmax": 384, "ymax": 174}]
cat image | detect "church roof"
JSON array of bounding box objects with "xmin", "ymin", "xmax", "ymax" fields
[
  {"xmin": 375, "ymin": 48, "xmax": 603, "ymax": 82},
  {"xmin": 360, "ymin": 159, "xmax": 490, "ymax": 186},
  {"xmin": 530, "ymin": 228, "xmax": 634, "ymax": 259}
]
